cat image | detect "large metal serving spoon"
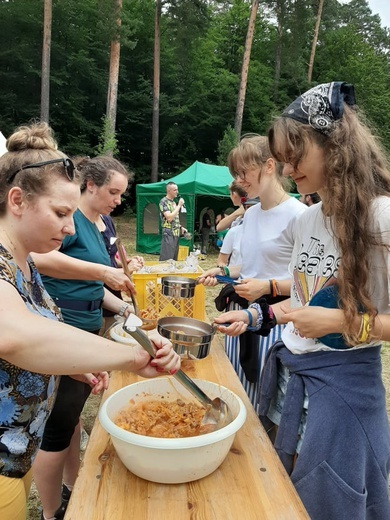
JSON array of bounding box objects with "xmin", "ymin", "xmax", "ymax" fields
[{"xmin": 123, "ymin": 313, "xmax": 231, "ymax": 432}]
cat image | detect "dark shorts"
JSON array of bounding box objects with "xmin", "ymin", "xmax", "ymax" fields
[
  {"xmin": 39, "ymin": 376, "xmax": 92, "ymax": 452},
  {"xmin": 159, "ymin": 229, "xmax": 179, "ymax": 261},
  {"xmin": 40, "ymin": 329, "xmax": 100, "ymax": 452}
]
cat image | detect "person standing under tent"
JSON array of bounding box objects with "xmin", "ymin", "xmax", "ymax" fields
[
  {"xmin": 159, "ymin": 182, "xmax": 187, "ymax": 261},
  {"xmin": 201, "ymin": 208, "xmax": 212, "ymax": 255}
]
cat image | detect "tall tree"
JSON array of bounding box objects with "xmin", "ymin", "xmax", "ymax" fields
[
  {"xmin": 234, "ymin": 0, "xmax": 258, "ymax": 137},
  {"xmin": 151, "ymin": 0, "xmax": 162, "ymax": 182},
  {"xmin": 41, "ymin": 0, "xmax": 52, "ymax": 123},
  {"xmin": 106, "ymin": 0, "xmax": 122, "ymax": 155},
  {"xmin": 308, "ymin": 0, "xmax": 324, "ymax": 83}
]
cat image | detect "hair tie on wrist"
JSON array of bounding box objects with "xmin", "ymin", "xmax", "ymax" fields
[{"xmin": 242, "ymin": 309, "xmax": 253, "ymax": 328}]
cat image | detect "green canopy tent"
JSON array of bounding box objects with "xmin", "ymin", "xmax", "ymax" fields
[{"xmin": 136, "ymin": 161, "xmax": 233, "ymax": 254}]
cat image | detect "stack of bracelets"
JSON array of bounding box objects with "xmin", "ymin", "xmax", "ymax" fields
[{"xmin": 243, "ymin": 299, "xmax": 277, "ymax": 337}]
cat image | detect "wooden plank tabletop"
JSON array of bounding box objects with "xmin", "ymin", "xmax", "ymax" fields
[{"xmin": 65, "ymin": 335, "xmax": 309, "ymax": 520}]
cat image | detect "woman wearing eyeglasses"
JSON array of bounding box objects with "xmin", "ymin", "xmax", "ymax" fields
[
  {"xmin": 199, "ymin": 136, "xmax": 306, "ymax": 411},
  {"xmin": 0, "ymin": 122, "xmax": 180, "ymax": 520}
]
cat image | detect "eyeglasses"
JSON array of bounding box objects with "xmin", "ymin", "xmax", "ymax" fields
[
  {"xmin": 7, "ymin": 158, "xmax": 76, "ymax": 184},
  {"xmin": 234, "ymin": 171, "xmax": 246, "ymax": 180}
]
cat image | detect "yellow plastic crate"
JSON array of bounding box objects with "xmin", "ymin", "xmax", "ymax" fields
[
  {"xmin": 133, "ymin": 263, "xmax": 205, "ymax": 320},
  {"xmin": 177, "ymin": 245, "xmax": 189, "ymax": 261}
]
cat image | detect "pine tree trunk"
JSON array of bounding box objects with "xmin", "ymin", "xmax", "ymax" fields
[
  {"xmin": 151, "ymin": 0, "xmax": 162, "ymax": 183},
  {"xmin": 234, "ymin": 0, "xmax": 259, "ymax": 138},
  {"xmin": 308, "ymin": 0, "xmax": 324, "ymax": 83},
  {"xmin": 41, "ymin": 0, "xmax": 52, "ymax": 123},
  {"xmin": 273, "ymin": 0, "xmax": 285, "ymax": 102},
  {"xmin": 106, "ymin": 0, "xmax": 122, "ymax": 155}
]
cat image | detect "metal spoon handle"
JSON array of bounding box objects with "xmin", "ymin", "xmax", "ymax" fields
[
  {"xmin": 173, "ymin": 370, "xmax": 215, "ymax": 408},
  {"xmin": 123, "ymin": 325, "xmax": 215, "ymax": 409},
  {"xmin": 115, "ymin": 238, "xmax": 139, "ymax": 316}
]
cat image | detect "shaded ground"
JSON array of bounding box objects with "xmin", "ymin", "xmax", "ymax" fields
[{"xmin": 27, "ymin": 215, "xmax": 390, "ymax": 518}]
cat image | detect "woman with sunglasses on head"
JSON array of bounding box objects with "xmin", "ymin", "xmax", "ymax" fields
[
  {"xmin": 0, "ymin": 123, "xmax": 180, "ymax": 520},
  {"xmin": 199, "ymin": 135, "xmax": 306, "ymax": 410},
  {"xmin": 215, "ymin": 83, "xmax": 390, "ymax": 519}
]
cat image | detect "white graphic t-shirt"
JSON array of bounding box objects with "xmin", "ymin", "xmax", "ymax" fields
[{"xmin": 282, "ymin": 198, "xmax": 390, "ymax": 354}]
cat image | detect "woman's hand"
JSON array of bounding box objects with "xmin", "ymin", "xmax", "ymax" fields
[
  {"xmin": 70, "ymin": 372, "xmax": 110, "ymax": 394},
  {"xmin": 234, "ymin": 278, "xmax": 268, "ymax": 302},
  {"xmin": 127, "ymin": 256, "xmax": 144, "ymax": 273},
  {"xmin": 278, "ymin": 305, "xmax": 345, "ymax": 338},
  {"xmin": 213, "ymin": 310, "xmax": 250, "ymax": 336},
  {"xmin": 133, "ymin": 333, "xmax": 181, "ymax": 378},
  {"xmin": 197, "ymin": 267, "xmax": 221, "ymax": 286},
  {"xmin": 103, "ymin": 266, "xmax": 136, "ymax": 295}
]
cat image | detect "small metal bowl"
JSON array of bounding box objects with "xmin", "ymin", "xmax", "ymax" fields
[
  {"xmin": 161, "ymin": 276, "xmax": 197, "ymax": 299},
  {"xmin": 157, "ymin": 316, "xmax": 214, "ymax": 360}
]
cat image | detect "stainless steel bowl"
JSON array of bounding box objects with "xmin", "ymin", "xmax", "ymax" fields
[
  {"xmin": 157, "ymin": 316, "xmax": 214, "ymax": 360},
  {"xmin": 161, "ymin": 276, "xmax": 197, "ymax": 299}
]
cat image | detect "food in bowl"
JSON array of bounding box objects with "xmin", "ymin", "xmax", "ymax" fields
[
  {"xmin": 139, "ymin": 307, "xmax": 158, "ymax": 320},
  {"xmin": 139, "ymin": 306, "xmax": 158, "ymax": 330},
  {"xmin": 115, "ymin": 398, "xmax": 206, "ymax": 438},
  {"xmin": 99, "ymin": 378, "xmax": 247, "ymax": 484}
]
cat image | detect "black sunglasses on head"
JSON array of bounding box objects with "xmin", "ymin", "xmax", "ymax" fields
[{"xmin": 7, "ymin": 158, "xmax": 76, "ymax": 184}]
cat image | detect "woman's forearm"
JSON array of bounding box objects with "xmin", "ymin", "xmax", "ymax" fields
[
  {"xmin": 1, "ymin": 308, "xmax": 135, "ymax": 375},
  {"xmin": 32, "ymin": 251, "xmax": 105, "ymax": 281},
  {"xmin": 216, "ymin": 207, "xmax": 244, "ymax": 232}
]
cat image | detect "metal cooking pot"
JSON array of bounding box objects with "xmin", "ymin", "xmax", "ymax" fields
[
  {"xmin": 161, "ymin": 276, "xmax": 197, "ymax": 299},
  {"xmin": 157, "ymin": 316, "xmax": 215, "ymax": 360}
]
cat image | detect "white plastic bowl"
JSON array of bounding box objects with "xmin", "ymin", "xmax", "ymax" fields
[{"xmin": 99, "ymin": 377, "xmax": 246, "ymax": 483}]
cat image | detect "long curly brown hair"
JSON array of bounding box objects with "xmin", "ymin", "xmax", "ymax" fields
[{"xmin": 269, "ymin": 105, "xmax": 390, "ymax": 344}]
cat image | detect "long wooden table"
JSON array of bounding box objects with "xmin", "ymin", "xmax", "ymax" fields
[{"xmin": 65, "ymin": 335, "xmax": 309, "ymax": 520}]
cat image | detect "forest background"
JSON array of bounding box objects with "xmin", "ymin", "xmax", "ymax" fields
[{"xmin": 1, "ymin": 0, "xmax": 390, "ymax": 212}]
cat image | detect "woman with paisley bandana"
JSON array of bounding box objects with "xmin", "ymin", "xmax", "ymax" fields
[{"xmin": 215, "ymin": 82, "xmax": 390, "ymax": 519}]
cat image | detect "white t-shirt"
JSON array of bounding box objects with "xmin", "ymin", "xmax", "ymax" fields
[
  {"xmin": 239, "ymin": 197, "xmax": 307, "ymax": 279},
  {"xmin": 282, "ymin": 197, "xmax": 390, "ymax": 353},
  {"xmin": 220, "ymin": 224, "xmax": 243, "ymax": 266}
]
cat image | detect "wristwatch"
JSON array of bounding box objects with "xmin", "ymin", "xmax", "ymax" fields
[{"xmin": 118, "ymin": 303, "xmax": 130, "ymax": 317}]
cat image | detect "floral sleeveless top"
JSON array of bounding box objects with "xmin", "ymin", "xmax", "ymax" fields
[{"xmin": 0, "ymin": 245, "xmax": 61, "ymax": 478}]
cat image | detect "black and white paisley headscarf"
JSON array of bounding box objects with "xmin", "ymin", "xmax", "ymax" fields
[{"xmin": 281, "ymin": 82, "xmax": 356, "ymax": 135}]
